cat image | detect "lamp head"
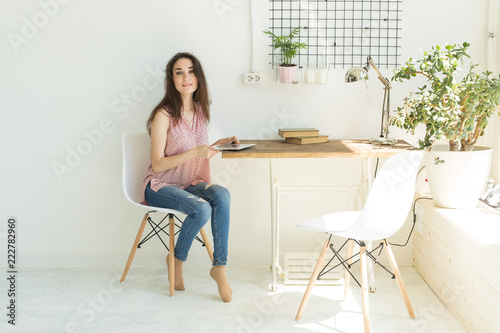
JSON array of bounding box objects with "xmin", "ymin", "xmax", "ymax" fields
[{"xmin": 345, "ymin": 66, "xmax": 369, "ymax": 83}]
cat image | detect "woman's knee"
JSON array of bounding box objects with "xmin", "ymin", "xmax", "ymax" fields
[
  {"xmin": 188, "ymin": 197, "xmax": 212, "ymax": 222},
  {"xmin": 207, "ymin": 184, "xmax": 231, "ymax": 203}
]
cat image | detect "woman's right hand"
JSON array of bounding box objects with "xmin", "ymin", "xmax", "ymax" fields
[{"xmin": 193, "ymin": 145, "xmax": 219, "ymax": 159}]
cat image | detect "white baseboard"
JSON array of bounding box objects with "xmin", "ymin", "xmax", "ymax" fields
[
  {"xmin": 9, "ymin": 252, "xmax": 272, "ymax": 268},
  {"xmin": 7, "ymin": 248, "xmax": 413, "ymax": 268}
]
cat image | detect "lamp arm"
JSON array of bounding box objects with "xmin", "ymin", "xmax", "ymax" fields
[
  {"xmin": 367, "ymin": 56, "xmax": 391, "ymax": 88},
  {"xmin": 381, "ymin": 85, "xmax": 390, "ymax": 138},
  {"xmin": 366, "ymin": 56, "xmax": 391, "ymax": 139}
]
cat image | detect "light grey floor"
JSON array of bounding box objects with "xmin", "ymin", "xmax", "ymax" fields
[{"xmin": 0, "ymin": 266, "xmax": 464, "ymax": 333}]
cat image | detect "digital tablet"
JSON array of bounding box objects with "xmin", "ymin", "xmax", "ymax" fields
[{"xmin": 213, "ymin": 143, "xmax": 256, "ymax": 151}]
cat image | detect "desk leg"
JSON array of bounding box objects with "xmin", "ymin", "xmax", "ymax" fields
[
  {"xmin": 269, "ymin": 158, "xmax": 281, "ymax": 291},
  {"xmin": 363, "ymin": 158, "xmax": 377, "ymax": 293},
  {"xmin": 366, "ymin": 241, "xmax": 376, "ymax": 293}
]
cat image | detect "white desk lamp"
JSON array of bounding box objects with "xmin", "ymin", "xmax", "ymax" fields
[{"xmin": 345, "ymin": 56, "xmax": 397, "ymax": 145}]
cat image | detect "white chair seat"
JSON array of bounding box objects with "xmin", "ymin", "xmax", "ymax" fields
[
  {"xmin": 129, "ymin": 199, "xmax": 186, "ymax": 218},
  {"xmin": 297, "ymin": 211, "xmax": 361, "ymax": 235}
]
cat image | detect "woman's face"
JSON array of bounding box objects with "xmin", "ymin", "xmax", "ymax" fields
[{"xmin": 172, "ymin": 58, "xmax": 198, "ymax": 96}]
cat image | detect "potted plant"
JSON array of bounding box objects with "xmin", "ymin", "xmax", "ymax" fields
[
  {"xmin": 390, "ymin": 42, "xmax": 500, "ymax": 208},
  {"xmin": 264, "ymin": 27, "xmax": 308, "ymax": 84}
]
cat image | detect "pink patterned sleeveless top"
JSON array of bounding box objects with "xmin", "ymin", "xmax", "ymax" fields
[{"xmin": 141, "ymin": 105, "xmax": 211, "ymax": 205}]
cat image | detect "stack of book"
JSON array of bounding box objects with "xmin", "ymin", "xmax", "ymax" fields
[{"xmin": 278, "ymin": 128, "xmax": 329, "ymax": 145}]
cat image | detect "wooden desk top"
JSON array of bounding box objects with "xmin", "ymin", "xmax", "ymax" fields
[{"xmin": 221, "ymin": 139, "xmax": 417, "ymax": 159}]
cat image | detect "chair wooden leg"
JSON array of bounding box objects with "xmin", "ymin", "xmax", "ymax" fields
[
  {"xmin": 120, "ymin": 213, "xmax": 149, "ymax": 283},
  {"xmin": 199, "ymin": 227, "xmax": 214, "ymax": 263},
  {"xmin": 383, "ymin": 239, "xmax": 415, "ymax": 318},
  {"xmin": 344, "ymin": 239, "xmax": 354, "ymax": 300},
  {"xmin": 360, "ymin": 244, "xmax": 370, "ymax": 333},
  {"xmin": 295, "ymin": 236, "xmax": 331, "ymax": 320},
  {"xmin": 168, "ymin": 214, "xmax": 175, "ymax": 297}
]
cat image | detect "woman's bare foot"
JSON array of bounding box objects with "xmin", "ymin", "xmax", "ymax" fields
[
  {"xmin": 166, "ymin": 254, "xmax": 185, "ymax": 291},
  {"xmin": 210, "ymin": 266, "xmax": 232, "ymax": 303}
]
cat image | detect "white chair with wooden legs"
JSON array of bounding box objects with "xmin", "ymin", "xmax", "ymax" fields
[
  {"xmin": 295, "ymin": 151, "xmax": 424, "ymax": 333},
  {"xmin": 120, "ymin": 132, "xmax": 213, "ymax": 296}
]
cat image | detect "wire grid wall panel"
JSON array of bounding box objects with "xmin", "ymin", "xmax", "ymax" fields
[{"xmin": 268, "ymin": 0, "xmax": 402, "ymax": 69}]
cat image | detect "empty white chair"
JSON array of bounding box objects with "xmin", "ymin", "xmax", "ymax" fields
[
  {"xmin": 295, "ymin": 150, "xmax": 424, "ymax": 333},
  {"xmin": 120, "ymin": 132, "xmax": 213, "ymax": 296}
]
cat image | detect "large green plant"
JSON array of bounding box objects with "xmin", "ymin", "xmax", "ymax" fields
[
  {"xmin": 390, "ymin": 42, "xmax": 500, "ymax": 152},
  {"xmin": 263, "ymin": 27, "xmax": 308, "ymax": 66}
]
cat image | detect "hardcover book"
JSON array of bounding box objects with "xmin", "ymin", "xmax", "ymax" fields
[
  {"xmin": 285, "ymin": 135, "xmax": 329, "ymax": 145},
  {"xmin": 278, "ymin": 128, "xmax": 319, "ymax": 138}
]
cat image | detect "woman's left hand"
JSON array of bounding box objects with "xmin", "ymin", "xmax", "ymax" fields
[{"xmin": 212, "ymin": 136, "xmax": 240, "ymax": 146}]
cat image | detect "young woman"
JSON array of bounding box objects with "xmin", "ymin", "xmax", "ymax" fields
[{"xmin": 141, "ymin": 52, "xmax": 238, "ymax": 302}]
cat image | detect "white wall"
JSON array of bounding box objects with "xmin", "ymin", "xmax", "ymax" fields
[
  {"xmin": 486, "ymin": 0, "xmax": 500, "ymax": 183},
  {"xmin": 0, "ymin": 0, "xmax": 493, "ymax": 268}
]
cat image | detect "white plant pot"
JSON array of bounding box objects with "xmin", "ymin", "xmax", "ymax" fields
[
  {"xmin": 278, "ymin": 65, "xmax": 298, "ymax": 84},
  {"xmin": 424, "ymin": 145, "xmax": 492, "ymax": 209}
]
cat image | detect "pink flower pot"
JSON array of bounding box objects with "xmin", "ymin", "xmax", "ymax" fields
[{"xmin": 278, "ymin": 65, "xmax": 298, "ymax": 84}]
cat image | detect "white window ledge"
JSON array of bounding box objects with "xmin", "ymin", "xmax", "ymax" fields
[{"xmin": 423, "ymin": 201, "xmax": 500, "ymax": 247}]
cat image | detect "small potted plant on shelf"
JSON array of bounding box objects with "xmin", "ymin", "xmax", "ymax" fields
[
  {"xmin": 264, "ymin": 27, "xmax": 308, "ymax": 84},
  {"xmin": 390, "ymin": 42, "xmax": 500, "ymax": 208}
]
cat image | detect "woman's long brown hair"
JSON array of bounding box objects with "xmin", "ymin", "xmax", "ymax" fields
[{"xmin": 146, "ymin": 52, "xmax": 210, "ymax": 135}]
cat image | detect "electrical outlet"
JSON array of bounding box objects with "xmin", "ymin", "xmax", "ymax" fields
[{"xmin": 243, "ymin": 73, "xmax": 261, "ymax": 84}]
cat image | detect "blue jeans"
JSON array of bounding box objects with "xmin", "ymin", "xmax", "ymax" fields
[{"xmin": 145, "ymin": 182, "xmax": 230, "ymax": 266}]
